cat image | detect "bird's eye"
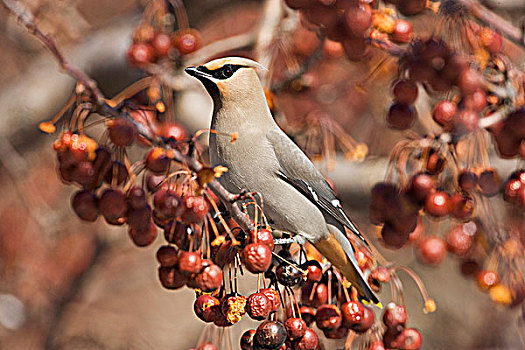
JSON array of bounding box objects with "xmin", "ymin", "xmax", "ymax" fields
[{"xmin": 221, "ymin": 66, "xmax": 233, "ymax": 79}]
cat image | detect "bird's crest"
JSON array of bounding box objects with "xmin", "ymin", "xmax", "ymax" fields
[{"xmin": 204, "ymin": 57, "xmax": 267, "ymax": 72}]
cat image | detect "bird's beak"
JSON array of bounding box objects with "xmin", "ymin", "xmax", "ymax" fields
[{"xmin": 184, "ymin": 66, "xmax": 213, "ymax": 81}]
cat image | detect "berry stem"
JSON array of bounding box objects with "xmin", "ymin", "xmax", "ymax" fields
[{"xmin": 390, "ymin": 265, "xmax": 436, "ymax": 313}]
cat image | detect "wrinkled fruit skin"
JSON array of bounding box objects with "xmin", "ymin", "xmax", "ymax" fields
[
  {"xmin": 221, "ymin": 294, "xmax": 247, "ymax": 325},
  {"xmin": 243, "ymin": 243, "xmax": 272, "ymax": 273},
  {"xmin": 195, "ymin": 263, "xmax": 223, "ymax": 292},
  {"xmin": 247, "ymin": 293, "xmax": 272, "ymax": 320},
  {"xmin": 260, "ymin": 288, "xmax": 281, "ymax": 311}
]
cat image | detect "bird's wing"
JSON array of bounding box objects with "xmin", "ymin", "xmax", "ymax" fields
[{"xmin": 266, "ymin": 129, "xmax": 369, "ymax": 247}]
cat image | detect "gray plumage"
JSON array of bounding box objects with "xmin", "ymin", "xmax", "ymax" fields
[{"xmin": 185, "ymin": 57, "xmax": 379, "ymax": 304}]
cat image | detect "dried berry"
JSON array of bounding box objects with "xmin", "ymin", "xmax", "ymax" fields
[
  {"xmin": 276, "ymin": 264, "xmax": 303, "ymax": 287},
  {"xmin": 195, "ymin": 263, "xmax": 223, "ymax": 292},
  {"xmin": 178, "ymin": 251, "xmax": 202, "ymax": 276},
  {"xmin": 254, "ymin": 321, "xmax": 287, "ymax": 349},
  {"xmin": 247, "ymin": 292, "xmax": 271, "ymax": 320},
  {"xmin": 221, "ymin": 294, "xmax": 247, "ymax": 325},
  {"xmin": 260, "ymin": 288, "xmax": 281, "ymax": 311},
  {"xmin": 194, "ymin": 294, "xmax": 221, "ymax": 322},
  {"xmin": 243, "ymin": 243, "xmax": 272, "ymax": 274},
  {"xmin": 285, "ymin": 317, "xmax": 307, "ymax": 339}
]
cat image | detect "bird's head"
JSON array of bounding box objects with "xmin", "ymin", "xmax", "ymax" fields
[{"xmin": 185, "ymin": 57, "xmax": 267, "ymax": 108}]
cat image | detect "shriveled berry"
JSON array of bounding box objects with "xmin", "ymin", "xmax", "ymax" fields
[
  {"xmin": 250, "ymin": 228, "xmax": 275, "ymax": 251},
  {"xmin": 221, "ymin": 294, "xmax": 247, "ymax": 325},
  {"xmin": 478, "ymin": 169, "xmax": 500, "ymax": 197},
  {"xmin": 243, "ymin": 243, "xmax": 272, "ymax": 274},
  {"xmin": 195, "ymin": 263, "xmax": 223, "ymax": 292},
  {"xmin": 260, "ymin": 288, "xmax": 281, "ymax": 311},
  {"xmin": 315, "ymin": 304, "xmax": 342, "ymax": 331},
  {"xmin": 156, "ymin": 245, "xmax": 178, "ymax": 267},
  {"xmin": 247, "ymin": 292, "xmax": 271, "ymax": 320}
]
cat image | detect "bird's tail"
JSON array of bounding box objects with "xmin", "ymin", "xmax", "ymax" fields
[{"xmin": 313, "ymin": 225, "xmax": 381, "ymax": 306}]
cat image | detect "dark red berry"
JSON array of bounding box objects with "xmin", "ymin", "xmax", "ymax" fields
[
  {"xmin": 315, "ymin": 304, "xmax": 342, "ymax": 331},
  {"xmin": 432, "ymin": 100, "xmax": 457, "ymax": 128},
  {"xmin": 195, "ymin": 263, "xmax": 223, "ymax": 292},
  {"xmin": 107, "ymin": 118, "xmax": 136, "ymax": 146},
  {"xmin": 293, "ymin": 328, "xmax": 318, "ymax": 350},
  {"xmin": 387, "ymin": 103, "xmax": 416, "ymax": 130},
  {"xmin": 145, "ymin": 147, "xmax": 170, "ymax": 174},
  {"xmin": 382, "ymin": 303, "xmax": 407, "ymax": 329},
  {"xmin": 154, "ymin": 189, "xmax": 183, "ymax": 219},
  {"xmin": 240, "ymin": 329, "xmax": 256, "ymax": 350},
  {"xmin": 247, "ymin": 292, "xmax": 271, "ymax": 320},
  {"xmin": 178, "ymin": 251, "xmax": 202, "ymax": 276},
  {"xmin": 128, "ymin": 221, "xmax": 157, "ymax": 247},
  {"xmin": 99, "ymin": 188, "xmax": 127, "ymax": 225},
  {"xmin": 243, "ymin": 243, "xmax": 272, "ymax": 273},
  {"xmin": 478, "ymin": 169, "xmax": 500, "ymax": 197},
  {"xmin": 458, "ymin": 170, "xmax": 478, "ymax": 191},
  {"xmin": 254, "ymin": 321, "xmax": 287, "ymax": 349},
  {"xmin": 156, "ymin": 245, "xmax": 178, "ymax": 267},
  {"xmin": 352, "ymin": 306, "xmax": 375, "ymax": 333},
  {"xmin": 341, "ymin": 301, "xmax": 364, "ymax": 326},
  {"xmin": 392, "ymin": 79, "xmax": 418, "ymax": 105},
  {"xmin": 424, "ymin": 191, "xmax": 450, "ymax": 217},
  {"xmin": 158, "ymin": 266, "xmax": 186, "ymax": 289},
  {"xmin": 194, "ymin": 294, "xmax": 221, "ymax": 322},
  {"xmin": 285, "ymin": 317, "xmax": 307, "ymax": 339},
  {"xmin": 71, "ymin": 190, "xmax": 99, "ymax": 222},
  {"xmin": 181, "ymin": 196, "xmax": 209, "ymax": 223},
  {"xmin": 260, "ymin": 288, "xmax": 281, "ymax": 311}
]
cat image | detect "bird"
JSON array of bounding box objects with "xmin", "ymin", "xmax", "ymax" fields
[{"xmin": 185, "ymin": 56, "xmax": 380, "ymax": 305}]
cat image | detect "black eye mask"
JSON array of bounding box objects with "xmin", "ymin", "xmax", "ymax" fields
[{"xmin": 198, "ymin": 64, "xmax": 245, "ymax": 80}]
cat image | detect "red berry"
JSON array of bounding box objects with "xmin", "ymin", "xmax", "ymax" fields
[
  {"xmin": 368, "ymin": 341, "xmax": 386, "ymax": 350},
  {"xmin": 305, "ymin": 263, "xmax": 323, "ymax": 282},
  {"xmin": 425, "ymin": 151, "xmax": 446, "ymax": 174},
  {"xmin": 250, "ymin": 228, "xmax": 275, "ymax": 251},
  {"xmin": 145, "ymin": 147, "xmax": 170, "ymax": 174},
  {"xmin": 450, "ymin": 193, "xmax": 474, "ymax": 219},
  {"xmin": 392, "ymin": 79, "xmax": 418, "ymax": 105},
  {"xmin": 392, "ymin": 20, "xmax": 412, "ymax": 43},
  {"xmin": 432, "ymin": 100, "xmax": 457, "ymax": 128},
  {"xmin": 260, "ymin": 288, "xmax": 281, "ymax": 311},
  {"xmin": 71, "ymin": 190, "xmax": 99, "ymax": 222},
  {"xmin": 181, "ymin": 195, "xmax": 209, "ymax": 223},
  {"xmin": 194, "ymin": 294, "xmax": 221, "ymax": 322},
  {"xmin": 387, "ymin": 103, "xmax": 416, "ymax": 130},
  {"xmin": 156, "ymin": 245, "xmax": 178, "ymax": 267},
  {"xmin": 154, "ymin": 189, "xmax": 183, "ymax": 219},
  {"xmin": 345, "ymin": 3, "xmax": 372, "ymax": 36},
  {"xmin": 107, "ymin": 118, "xmax": 136, "ymax": 146},
  {"xmin": 158, "ymin": 266, "xmax": 186, "ymax": 289},
  {"xmin": 478, "ymin": 169, "xmax": 500, "ymax": 197},
  {"xmin": 126, "ymin": 204, "xmax": 152, "ymax": 230},
  {"xmin": 158, "ymin": 122, "xmax": 187, "ymax": 142},
  {"xmin": 127, "ymin": 43, "xmax": 155, "ymax": 67},
  {"xmin": 172, "ymin": 30, "xmax": 201, "ymax": 55},
  {"xmin": 457, "ymin": 69, "xmax": 482, "ymax": 95},
  {"xmin": 381, "ymin": 223, "xmax": 409, "ymax": 249},
  {"xmin": 285, "ymin": 317, "xmax": 307, "ymax": 339},
  {"xmin": 464, "ymin": 89, "xmax": 487, "ymax": 112},
  {"xmin": 396, "ymin": 0, "xmax": 426, "ymax": 16},
  {"xmin": 504, "ymin": 178, "xmax": 523, "ymax": 203},
  {"xmin": 254, "ymin": 321, "xmax": 287, "ymax": 349},
  {"xmin": 315, "ymin": 304, "xmax": 342, "ymax": 331},
  {"xmin": 342, "ymin": 36, "xmax": 367, "ymax": 61},
  {"xmin": 424, "ymin": 191, "xmax": 450, "ymax": 217},
  {"xmin": 195, "ymin": 263, "xmax": 223, "ymax": 292},
  {"xmin": 477, "ymin": 270, "xmax": 500, "ymax": 290},
  {"xmin": 341, "ymin": 301, "xmax": 364, "ymax": 326},
  {"xmin": 178, "ymin": 251, "xmax": 202, "ymax": 276},
  {"xmin": 409, "ymin": 173, "xmax": 436, "ymax": 203},
  {"xmin": 99, "ymin": 188, "xmax": 128, "ymax": 225},
  {"xmin": 382, "ymin": 303, "xmax": 407, "ymax": 329},
  {"xmin": 397, "ymin": 328, "xmax": 423, "ymax": 350},
  {"xmin": 456, "ymin": 109, "xmax": 479, "ymax": 132},
  {"xmin": 299, "ymin": 306, "xmax": 315, "ymax": 326},
  {"xmin": 152, "ymin": 32, "xmax": 172, "ymax": 57},
  {"xmin": 243, "ymin": 243, "xmax": 272, "ymax": 273},
  {"xmin": 128, "ymin": 221, "xmax": 157, "ymax": 247},
  {"xmin": 352, "ymin": 306, "xmax": 375, "ymax": 333},
  {"xmin": 446, "ymin": 222, "xmax": 476, "ymax": 256},
  {"xmin": 417, "ymin": 235, "xmax": 447, "ymax": 265},
  {"xmin": 458, "ymin": 170, "xmax": 478, "ymax": 191},
  {"xmin": 293, "ymin": 328, "xmax": 318, "ymax": 350},
  {"xmin": 247, "ymin": 292, "xmax": 272, "ymax": 320},
  {"xmin": 240, "ymin": 329, "xmax": 256, "ymax": 350}
]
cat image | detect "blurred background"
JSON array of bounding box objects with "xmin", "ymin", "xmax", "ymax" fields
[{"xmin": 0, "ymin": 0, "xmax": 524, "ymax": 349}]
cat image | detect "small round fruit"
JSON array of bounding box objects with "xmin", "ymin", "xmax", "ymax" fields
[
  {"xmin": 181, "ymin": 195, "xmax": 209, "ymax": 223},
  {"xmin": 152, "ymin": 32, "xmax": 172, "ymax": 57},
  {"xmin": 352, "ymin": 306, "xmax": 375, "ymax": 333},
  {"xmin": 315, "ymin": 304, "xmax": 342, "ymax": 331},
  {"xmin": 71, "ymin": 190, "xmax": 99, "ymax": 222},
  {"xmin": 178, "ymin": 251, "xmax": 202, "ymax": 276},
  {"xmin": 416, "ymin": 235, "xmax": 447, "ymax": 265},
  {"xmin": 127, "ymin": 43, "xmax": 155, "ymax": 67},
  {"xmin": 397, "ymin": 328, "xmax": 422, "ymax": 350},
  {"xmin": 477, "ymin": 270, "xmax": 500, "ymax": 290},
  {"xmin": 409, "ymin": 173, "xmax": 436, "ymax": 203},
  {"xmin": 432, "ymin": 100, "xmax": 457, "ymax": 128},
  {"xmin": 392, "ymin": 20, "xmax": 412, "ymax": 43},
  {"xmin": 392, "ymin": 79, "xmax": 418, "ymax": 105},
  {"xmin": 243, "ymin": 243, "xmax": 272, "ymax": 273},
  {"xmin": 381, "ymin": 223, "xmax": 409, "ymax": 249},
  {"xmin": 341, "ymin": 301, "xmax": 364, "ymax": 326},
  {"xmin": 478, "ymin": 169, "xmax": 500, "ymax": 197},
  {"xmin": 424, "ymin": 191, "xmax": 450, "ymax": 217},
  {"xmin": 260, "ymin": 288, "xmax": 281, "ymax": 311},
  {"xmin": 285, "ymin": 317, "xmax": 307, "ymax": 339},
  {"xmin": 145, "ymin": 147, "xmax": 170, "ymax": 174},
  {"xmin": 195, "ymin": 263, "xmax": 223, "ymax": 292},
  {"xmin": 254, "ymin": 321, "xmax": 287, "ymax": 349},
  {"xmin": 382, "ymin": 303, "xmax": 407, "ymax": 329},
  {"xmin": 240, "ymin": 329, "xmax": 256, "ymax": 350},
  {"xmin": 276, "ymin": 264, "xmax": 303, "ymax": 287},
  {"xmin": 387, "ymin": 103, "xmax": 416, "ymax": 130},
  {"xmin": 107, "ymin": 118, "xmax": 136, "ymax": 146},
  {"xmin": 247, "ymin": 292, "xmax": 271, "ymax": 321},
  {"xmin": 446, "ymin": 222, "xmax": 476, "ymax": 256},
  {"xmin": 99, "ymin": 188, "xmax": 127, "ymax": 225},
  {"xmin": 156, "ymin": 245, "xmax": 178, "ymax": 267},
  {"xmin": 458, "ymin": 170, "xmax": 478, "ymax": 191},
  {"xmin": 158, "ymin": 266, "xmax": 186, "ymax": 289},
  {"xmin": 194, "ymin": 294, "xmax": 221, "ymax": 322},
  {"xmin": 293, "ymin": 328, "xmax": 318, "ymax": 350}
]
